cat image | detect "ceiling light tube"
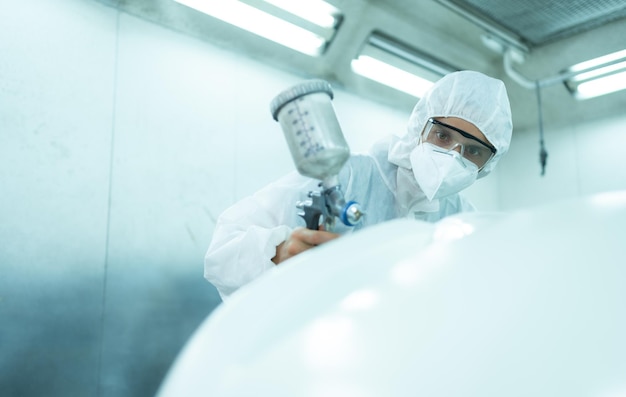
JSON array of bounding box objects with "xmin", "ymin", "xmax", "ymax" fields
[
  {"xmin": 174, "ymin": 0, "xmax": 326, "ymax": 56},
  {"xmin": 565, "ymin": 49, "xmax": 626, "ymax": 99},
  {"xmin": 351, "ymin": 32, "xmax": 457, "ymax": 98},
  {"xmin": 570, "ymin": 49, "xmax": 626, "ymax": 74},
  {"xmin": 351, "ymin": 55, "xmax": 435, "ymax": 98},
  {"xmin": 574, "ymin": 70, "xmax": 626, "ymax": 99},
  {"xmin": 262, "ymin": 0, "xmax": 340, "ymax": 29},
  {"xmin": 368, "ymin": 33, "xmax": 456, "ymax": 77}
]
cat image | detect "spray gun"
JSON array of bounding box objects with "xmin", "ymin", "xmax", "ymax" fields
[{"xmin": 270, "ymin": 80, "xmax": 364, "ymax": 232}]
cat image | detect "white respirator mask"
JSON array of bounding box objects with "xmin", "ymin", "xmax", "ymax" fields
[{"xmin": 410, "ymin": 143, "xmax": 479, "ymax": 201}]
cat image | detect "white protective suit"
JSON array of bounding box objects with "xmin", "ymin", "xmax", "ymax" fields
[{"xmin": 205, "ymin": 70, "xmax": 513, "ymax": 299}]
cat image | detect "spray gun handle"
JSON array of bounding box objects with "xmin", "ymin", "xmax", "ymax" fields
[
  {"xmin": 296, "ymin": 191, "xmax": 326, "ymax": 230},
  {"xmin": 296, "ymin": 185, "xmax": 365, "ymax": 231}
]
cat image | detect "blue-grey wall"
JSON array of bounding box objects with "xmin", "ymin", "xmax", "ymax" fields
[{"xmin": 0, "ymin": 1, "xmax": 414, "ymax": 396}]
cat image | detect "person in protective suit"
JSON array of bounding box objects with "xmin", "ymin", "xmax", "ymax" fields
[{"xmin": 205, "ymin": 70, "xmax": 513, "ymax": 300}]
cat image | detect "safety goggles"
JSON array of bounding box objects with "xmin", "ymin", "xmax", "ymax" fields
[{"xmin": 422, "ymin": 118, "xmax": 497, "ymax": 169}]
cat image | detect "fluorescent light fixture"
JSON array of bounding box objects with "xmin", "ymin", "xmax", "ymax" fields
[
  {"xmin": 570, "ymin": 49, "xmax": 626, "ymax": 76},
  {"xmin": 263, "ymin": 0, "xmax": 340, "ymax": 29},
  {"xmin": 575, "ymin": 71, "xmax": 626, "ymax": 99},
  {"xmin": 351, "ymin": 32, "xmax": 457, "ymax": 98},
  {"xmin": 174, "ymin": 0, "xmax": 341, "ymax": 56},
  {"xmin": 351, "ymin": 56, "xmax": 434, "ymax": 98},
  {"xmin": 565, "ymin": 49, "xmax": 626, "ymax": 100}
]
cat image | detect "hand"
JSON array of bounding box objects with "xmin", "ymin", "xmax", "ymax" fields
[{"xmin": 272, "ymin": 227, "xmax": 340, "ymax": 265}]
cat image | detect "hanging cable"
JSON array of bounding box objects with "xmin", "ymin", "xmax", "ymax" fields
[{"xmin": 535, "ymin": 81, "xmax": 548, "ymax": 176}]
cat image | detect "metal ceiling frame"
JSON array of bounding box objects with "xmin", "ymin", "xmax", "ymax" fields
[{"xmin": 434, "ymin": 0, "xmax": 530, "ymax": 53}]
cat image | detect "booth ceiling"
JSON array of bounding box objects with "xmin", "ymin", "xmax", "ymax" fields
[{"xmin": 422, "ymin": 0, "xmax": 626, "ymax": 48}]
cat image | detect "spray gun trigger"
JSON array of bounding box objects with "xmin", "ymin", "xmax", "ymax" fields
[{"xmin": 296, "ymin": 191, "xmax": 326, "ymax": 230}]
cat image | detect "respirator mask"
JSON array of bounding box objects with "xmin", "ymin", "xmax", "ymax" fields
[{"xmin": 410, "ymin": 143, "xmax": 479, "ymax": 201}]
